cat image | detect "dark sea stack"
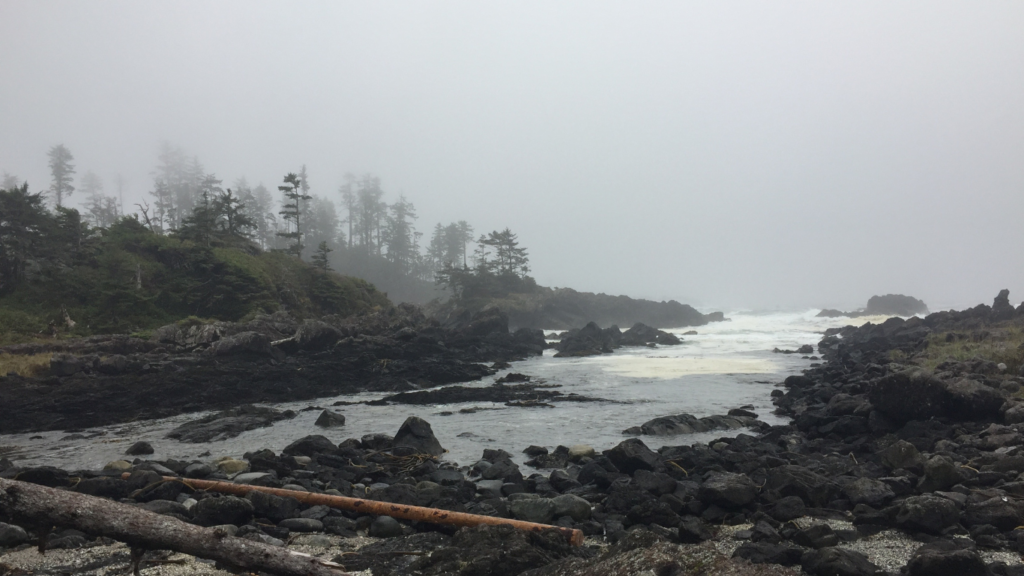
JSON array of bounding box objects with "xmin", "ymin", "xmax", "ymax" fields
[
  {"xmin": 991, "ymin": 288, "xmax": 1016, "ymax": 321},
  {"xmin": 393, "ymin": 416, "xmax": 444, "ymax": 456},
  {"xmin": 864, "ymin": 294, "xmax": 929, "ymax": 316}
]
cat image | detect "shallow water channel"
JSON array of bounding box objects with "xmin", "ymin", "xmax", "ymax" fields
[{"xmin": 0, "ymin": 311, "xmax": 886, "ymax": 470}]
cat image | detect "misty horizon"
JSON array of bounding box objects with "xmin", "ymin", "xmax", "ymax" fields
[{"xmin": 3, "ymin": 2, "xmax": 1023, "ymax": 312}]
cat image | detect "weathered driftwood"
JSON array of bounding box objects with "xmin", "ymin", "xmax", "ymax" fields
[
  {"xmin": 127, "ymin": 474, "xmax": 586, "ymax": 546},
  {"xmin": 0, "ymin": 478, "xmax": 347, "ymax": 576}
]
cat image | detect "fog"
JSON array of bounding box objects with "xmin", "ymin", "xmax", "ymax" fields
[{"xmin": 2, "ymin": 1, "xmax": 1023, "ymax": 311}]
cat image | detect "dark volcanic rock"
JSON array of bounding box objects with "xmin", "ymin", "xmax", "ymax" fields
[
  {"xmin": 865, "ymin": 294, "xmax": 929, "ymax": 316},
  {"xmin": 619, "ymin": 323, "xmax": 682, "ymax": 347},
  {"xmin": 282, "ymin": 434, "xmax": 337, "ymax": 457},
  {"xmin": 766, "ymin": 466, "xmax": 838, "ymax": 508},
  {"xmin": 895, "ymin": 494, "xmax": 961, "ymax": 534},
  {"xmin": 192, "ymin": 495, "xmax": 253, "ymax": 527},
  {"xmin": 698, "ymin": 472, "xmax": 757, "ymax": 508},
  {"xmin": 293, "ymin": 320, "xmax": 343, "ymax": 351},
  {"xmin": 869, "ymin": 371, "xmax": 947, "ymax": 424},
  {"xmin": 394, "ymin": 416, "xmax": 444, "ymax": 456},
  {"xmin": 314, "ymin": 410, "xmax": 346, "ymax": 428},
  {"xmin": 630, "ymin": 412, "xmax": 760, "ymax": 436},
  {"xmin": 405, "ymin": 524, "xmax": 575, "ymax": 576},
  {"xmin": 943, "ymin": 378, "xmax": 1005, "ymax": 421},
  {"xmin": 605, "ymin": 438, "xmax": 659, "ymax": 474},
  {"xmin": 554, "ymin": 322, "xmax": 617, "ymax": 357},
  {"xmin": 125, "ymin": 440, "xmax": 154, "ymax": 456},
  {"xmin": 801, "ymin": 547, "xmax": 881, "ymax": 576},
  {"xmin": 907, "ymin": 541, "xmax": 987, "ymax": 576},
  {"xmin": 167, "ymin": 405, "xmax": 296, "ymax": 443},
  {"xmin": 0, "ymin": 522, "xmax": 30, "ymax": 547}
]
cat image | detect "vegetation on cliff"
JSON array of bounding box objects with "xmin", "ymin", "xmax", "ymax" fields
[{"xmin": 0, "ymin": 183, "xmax": 388, "ymax": 344}]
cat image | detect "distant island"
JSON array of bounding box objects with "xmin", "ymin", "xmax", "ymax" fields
[{"xmin": 817, "ymin": 293, "xmax": 929, "ymax": 318}]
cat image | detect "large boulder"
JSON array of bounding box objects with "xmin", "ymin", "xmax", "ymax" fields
[
  {"xmin": 699, "ymin": 472, "xmax": 757, "ymax": 508},
  {"xmin": 554, "ymin": 322, "xmax": 616, "ymax": 357},
  {"xmin": 801, "ymin": 548, "xmax": 881, "ymax": 576},
  {"xmin": 964, "ymin": 496, "xmax": 1024, "ymax": 531},
  {"xmin": 895, "ymin": 494, "xmax": 961, "ymax": 534},
  {"xmin": 293, "ymin": 321, "xmax": 343, "ymax": 351},
  {"xmin": 841, "ymin": 477, "xmax": 895, "ymax": 507},
  {"xmin": 619, "ymin": 323, "xmax": 681, "ymax": 347},
  {"xmin": 907, "ymin": 541, "xmax": 987, "ymax": 576},
  {"xmin": 604, "ymin": 439, "xmax": 659, "ymax": 474},
  {"xmin": 917, "ymin": 455, "xmax": 968, "ymax": 492},
  {"xmin": 192, "ymin": 495, "xmax": 254, "ymax": 527},
  {"xmin": 282, "ymin": 434, "xmax": 337, "ymax": 457},
  {"xmin": 209, "ymin": 331, "xmax": 273, "ymax": 356},
  {"xmin": 167, "ymin": 405, "xmax": 295, "ymax": 443},
  {"xmin": 943, "ymin": 378, "xmax": 1005, "ymax": 421},
  {"xmin": 393, "ymin": 417, "xmax": 444, "ymax": 457},
  {"xmin": 766, "ymin": 465, "xmax": 838, "ymax": 507},
  {"xmin": 868, "ymin": 371, "xmax": 947, "ymax": 424}
]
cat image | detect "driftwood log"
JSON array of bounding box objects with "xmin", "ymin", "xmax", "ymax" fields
[
  {"xmin": 129, "ymin": 474, "xmax": 586, "ymax": 546},
  {"xmin": 0, "ymin": 477, "xmax": 347, "ymax": 576}
]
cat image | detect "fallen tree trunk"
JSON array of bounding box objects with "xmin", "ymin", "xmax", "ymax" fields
[
  {"xmin": 127, "ymin": 474, "xmax": 585, "ymax": 546},
  {"xmin": 0, "ymin": 478, "xmax": 347, "ymax": 576}
]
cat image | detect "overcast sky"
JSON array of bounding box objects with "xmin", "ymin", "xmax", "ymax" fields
[{"xmin": 2, "ymin": 1, "xmax": 1022, "ymax": 311}]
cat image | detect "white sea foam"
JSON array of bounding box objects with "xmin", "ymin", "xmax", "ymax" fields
[{"xmin": 0, "ymin": 310, "xmax": 889, "ymax": 470}]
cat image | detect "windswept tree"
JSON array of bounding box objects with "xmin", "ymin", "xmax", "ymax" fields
[
  {"xmin": 47, "ymin": 144, "xmax": 76, "ymax": 207},
  {"xmin": 479, "ymin": 228, "xmax": 530, "ymax": 277},
  {"xmin": 277, "ymin": 172, "xmax": 312, "ymax": 259},
  {"xmin": 215, "ymin": 189, "xmax": 256, "ymax": 238}
]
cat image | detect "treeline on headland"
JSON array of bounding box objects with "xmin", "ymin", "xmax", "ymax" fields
[{"xmin": 0, "ymin": 142, "xmax": 719, "ymax": 341}]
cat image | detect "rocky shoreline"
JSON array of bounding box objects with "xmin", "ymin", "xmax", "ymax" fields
[{"xmin": 5, "ymin": 292, "xmax": 1024, "ymax": 575}]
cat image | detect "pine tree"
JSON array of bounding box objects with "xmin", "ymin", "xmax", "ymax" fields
[
  {"xmin": 277, "ymin": 172, "xmax": 312, "ymax": 259},
  {"xmin": 47, "ymin": 144, "xmax": 76, "ymax": 207},
  {"xmin": 311, "ymin": 240, "xmax": 333, "ymax": 273}
]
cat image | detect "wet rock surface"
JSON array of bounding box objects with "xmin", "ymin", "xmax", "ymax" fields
[
  {"xmin": 7, "ymin": 291, "xmax": 1024, "ymax": 575},
  {"xmin": 0, "ymin": 305, "xmax": 544, "ymax": 434}
]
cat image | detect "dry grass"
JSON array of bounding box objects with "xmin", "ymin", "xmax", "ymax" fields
[
  {"xmin": 916, "ymin": 326, "xmax": 1024, "ymax": 373},
  {"xmin": 0, "ymin": 352, "xmax": 52, "ymax": 377}
]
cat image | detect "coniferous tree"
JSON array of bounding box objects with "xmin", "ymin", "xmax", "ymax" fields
[
  {"xmin": 311, "ymin": 240, "xmax": 333, "ymax": 273},
  {"xmin": 1, "ymin": 173, "xmax": 20, "ymax": 190},
  {"xmin": 214, "ymin": 189, "xmax": 256, "ymax": 239},
  {"xmin": 277, "ymin": 172, "xmax": 312, "ymax": 259},
  {"xmin": 338, "ymin": 172, "xmax": 356, "ymax": 247},
  {"xmin": 0, "ymin": 183, "xmax": 48, "ymax": 292},
  {"xmin": 383, "ymin": 195, "xmax": 419, "ymax": 274},
  {"xmin": 47, "ymin": 144, "xmax": 76, "ymax": 207}
]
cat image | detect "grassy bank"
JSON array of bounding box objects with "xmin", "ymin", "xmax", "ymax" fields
[{"xmin": 910, "ymin": 324, "xmax": 1024, "ymax": 374}]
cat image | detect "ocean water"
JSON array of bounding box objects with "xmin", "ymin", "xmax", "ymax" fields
[{"xmin": 0, "ymin": 310, "xmax": 890, "ymax": 471}]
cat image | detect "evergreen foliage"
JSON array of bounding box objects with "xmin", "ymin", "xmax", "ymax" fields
[
  {"xmin": 47, "ymin": 144, "xmax": 76, "ymax": 207},
  {"xmin": 0, "ymin": 182, "xmax": 388, "ymax": 344},
  {"xmin": 277, "ymin": 172, "xmax": 312, "ymax": 259}
]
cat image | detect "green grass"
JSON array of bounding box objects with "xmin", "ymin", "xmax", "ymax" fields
[
  {"xmin": 916, "ymin": 326, "xmax": 1024, "ymax": 373},
  {"xmin": 0, "ymin": 352, "xmax": 52, "ymax": 376}
]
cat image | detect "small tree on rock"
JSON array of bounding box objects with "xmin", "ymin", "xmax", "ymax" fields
[{"xmin": 311, "ymin": 240, "xmax": 333, "ymax": 273}]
